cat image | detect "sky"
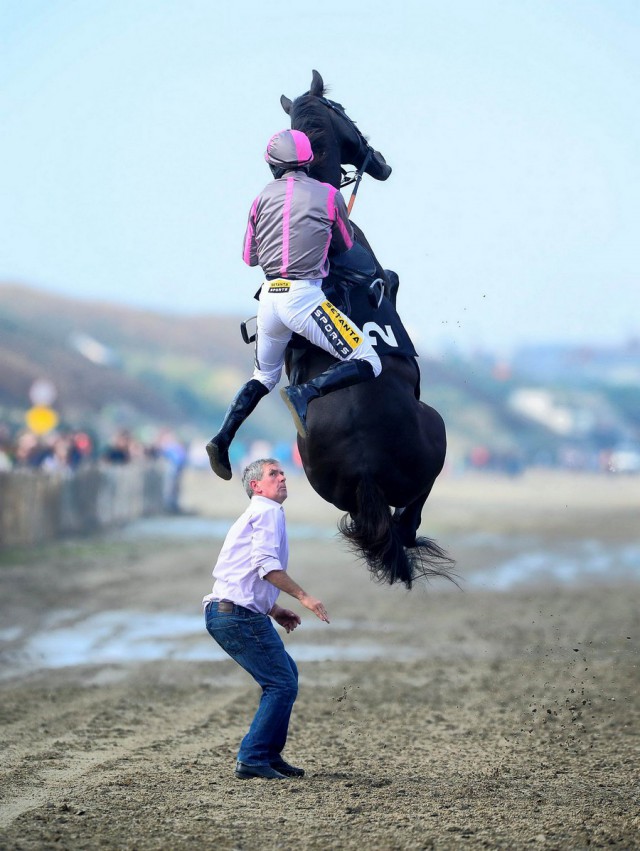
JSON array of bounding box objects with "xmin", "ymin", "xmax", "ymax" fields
[{"xmin": 1, "ymin": 0, "xmax": 639, "ymax": 356}]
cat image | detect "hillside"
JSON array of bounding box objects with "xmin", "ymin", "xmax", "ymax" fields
[
  {"xmin": 3, "ymin": 282, "xmax": 632, "ymax": 469},
  {"xmin": 0, "ymin": 282, "xmax": 281, "ymax": 439}
]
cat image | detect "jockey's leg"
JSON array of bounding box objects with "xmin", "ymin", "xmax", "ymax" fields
[
  {"xmin": 206, "ymin": 284, "xmax": 291, "ymax": 479},
  {"xmin": 279, "ymin": 295, "xmax": 382, "ymax": 439},
  {"xmin": 281, "ymin": 360, "xmax": 376, "ymax": 439}
]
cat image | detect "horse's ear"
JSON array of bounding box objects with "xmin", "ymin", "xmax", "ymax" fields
[
  {"xmin": 310, "ymin": 69, "xmax": 324, "ymax": 96},
  {"xmin": 280, "ymin": 94, "xmax": 292, "ymax": 114}
]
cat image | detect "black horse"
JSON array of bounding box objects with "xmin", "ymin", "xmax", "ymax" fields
[{"xmin": 280, "ymin": 71, "xmax": 454, "ymax": 589}]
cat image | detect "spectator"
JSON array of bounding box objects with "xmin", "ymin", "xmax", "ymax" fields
[
  {"xmin": 0, "ymin": 425, "xmax": 13, "ymax": 471},
  {"xmin": 102, "ymin": 429, "xmax": 134, "ymax": 464},
  {"xmin": 155, "ymin": 428, "xmax": 188, "ymax": 513}
]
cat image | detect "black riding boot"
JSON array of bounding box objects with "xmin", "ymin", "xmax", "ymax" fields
[
  {"xmin": 280, "ymin": 360, "xmax": 375, "ymax": 438},
  {"xmin": 206, "ymin": 380, "xmax": 269, "ymax": 479}
]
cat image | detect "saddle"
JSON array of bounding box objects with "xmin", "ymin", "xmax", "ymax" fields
[{"xmin": 324, "ymin": 242, "xmax": 387, "ymax": 311}]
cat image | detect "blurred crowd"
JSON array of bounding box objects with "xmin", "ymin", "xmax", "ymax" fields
[
  {"xmin": 463, "ymin": 442, "xmax": 640, "ymax": 475},
  {"xmin": 0, "ymin": 425, "xmax": 190, "ymax": 513},
  {"xmin": 0, "ymin": 426, "xmax": 186, "ymax": 468},
  {"xmin": 2, "ymin": 425, "xmax": 122, "ymax": 471}
]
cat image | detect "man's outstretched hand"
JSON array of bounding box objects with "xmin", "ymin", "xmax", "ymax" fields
[
  {"xmin": 299, "ymin": 593, "xmax": 330, "ymax": 623},
  {"xmin": 265, "ymin": 570, "xmax": 330, "ymax": 624}
]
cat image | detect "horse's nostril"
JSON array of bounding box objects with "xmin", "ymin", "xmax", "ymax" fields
[{"xmin": 369, "ymin": 155, "xmax": 392, "ymax": 181}]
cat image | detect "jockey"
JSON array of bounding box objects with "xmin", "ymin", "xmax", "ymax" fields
[{"xmin": 206, "ymin": 128, "xmax": 382, "ymax": 480}]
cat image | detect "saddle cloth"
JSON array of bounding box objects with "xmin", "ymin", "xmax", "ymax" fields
[{"xmin": 293, "ymin": 276, "xmax": 419, "ymax": 360}]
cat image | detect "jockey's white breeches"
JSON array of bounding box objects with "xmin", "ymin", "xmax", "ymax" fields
[{"xmin": 252, "ymin": 278, "xmax": 382, "ymax": 391}]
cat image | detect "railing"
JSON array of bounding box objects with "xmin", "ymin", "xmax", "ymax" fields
[{"xmin": 0, "ymin": 462, "xmax": 166, "ymax": 548}]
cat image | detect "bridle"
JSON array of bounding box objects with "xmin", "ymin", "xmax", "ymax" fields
[{"xmin": 317, "ymin": 96, "xmax": 374, "ymax": 213}]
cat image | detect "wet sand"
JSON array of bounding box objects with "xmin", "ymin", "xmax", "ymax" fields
[{"xmin": 0, "ymin": 470, "xmax": 638, "ymax": 850}]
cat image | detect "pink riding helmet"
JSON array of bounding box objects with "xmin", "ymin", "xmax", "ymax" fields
[{"xmin": 264, "ymin": 129, "xmax": 314, "ymax": 169}]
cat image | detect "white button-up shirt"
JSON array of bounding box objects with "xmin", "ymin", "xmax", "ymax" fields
[{"xmin": 202, "ymin": 495, "xmax": 289, "ymax": 615}]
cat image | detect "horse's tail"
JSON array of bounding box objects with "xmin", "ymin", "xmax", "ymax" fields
[{"xmin": 337, "ymin": 477, "xmax": 457, "ymax": 590}]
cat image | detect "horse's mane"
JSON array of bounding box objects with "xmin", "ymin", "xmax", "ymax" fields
[
  {"xmin": 289, "ymin": 94, "xmax": 331, "ymax": 147},
  {"xmin": 287, "ymin": 96, "xmax": 332, "ymax": 173}
]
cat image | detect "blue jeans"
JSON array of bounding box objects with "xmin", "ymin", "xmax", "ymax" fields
[{"xmin": 205, "ymin": 601, "xmax": 298, "ymax": 766}]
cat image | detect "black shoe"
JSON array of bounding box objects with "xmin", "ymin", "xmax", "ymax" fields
[
  {"xmin": 270, "ymin": 759, "xmax": 305, "ymax": 778},
  {"xmin": 205, "ymin": 440, "xmax": 232, "ymax": 480},
  {"xmin": 234, "ymin": 761, "xmax": 288, "ymax": 780},
  {"xmin": 206, "ymin": 380, "xmax": 269, "ymax": 479},
  {"xmin": 280, "ymin": 385, "xmax": 316, "ymax": 438}
]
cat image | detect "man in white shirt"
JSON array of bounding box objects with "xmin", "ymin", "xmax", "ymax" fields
[{"xmin": 203, "ymin": 458, "xmax": 330, "ymax": 779}]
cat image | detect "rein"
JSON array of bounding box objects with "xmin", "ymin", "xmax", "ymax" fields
[{"xmin": 346, "ymin": 148, "xmax": 371, "ymax": 215}]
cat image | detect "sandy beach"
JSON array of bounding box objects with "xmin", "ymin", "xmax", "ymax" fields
[{"xmin": 1, "ymin": 469, "xmax": 638, "ymax": 850}]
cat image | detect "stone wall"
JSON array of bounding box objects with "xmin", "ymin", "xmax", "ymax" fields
[{"xmin": 0, "ymin": 462, "xmax": 166, "ymax": 548}]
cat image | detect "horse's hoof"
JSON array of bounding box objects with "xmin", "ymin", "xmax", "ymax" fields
[
  {"xmin": 280, "ymin": 388, "xmax": 308, "ymax": 439},
  {"xmin": 205, "ymin": 441, "xmax": 232, "ymax": 480}
]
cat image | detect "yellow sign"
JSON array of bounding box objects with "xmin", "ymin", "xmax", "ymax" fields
[{"xmin": 25, "ymin": 406, "xmax": 59, "ymax": 435}]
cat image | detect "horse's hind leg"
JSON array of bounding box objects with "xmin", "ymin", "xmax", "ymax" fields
[
  {"xmin": 394, "ymin": 488, "xmax": 456, "ymax": 584},
  {"xmin": 393, "ymin": 489, "xmax": 431, "ymax": 547}
]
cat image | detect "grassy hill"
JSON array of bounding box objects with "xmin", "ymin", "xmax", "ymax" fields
[
  {"xmin": 0, "ymin": 282, "xmax": 285, "ymax": 441},
  {"xmin": 1, "ymin": 282, "xmax": 572, "ymax": 464}
]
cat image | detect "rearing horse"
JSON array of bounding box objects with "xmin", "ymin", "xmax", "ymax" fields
[{"xmin": 280, "ymin": 71, "xmax": 454, "ymax": 590}]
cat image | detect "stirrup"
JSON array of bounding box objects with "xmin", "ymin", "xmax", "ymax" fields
[
  {"xmin": 367, "ymin": 278, "xmax": 385, "ymax": 309},
  {"xmin": 240, "ymin": 316, "xmax": 257, "ymax": 344}
]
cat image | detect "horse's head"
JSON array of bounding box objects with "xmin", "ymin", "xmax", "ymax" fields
[{"xmin": 280, "ymin": 70, "xmax": 392, "ymax": 190}]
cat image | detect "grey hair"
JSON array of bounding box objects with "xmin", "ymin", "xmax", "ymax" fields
[{"xmin": 242, "ymin": 458, "xmax": 280, "ymax": 498}]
